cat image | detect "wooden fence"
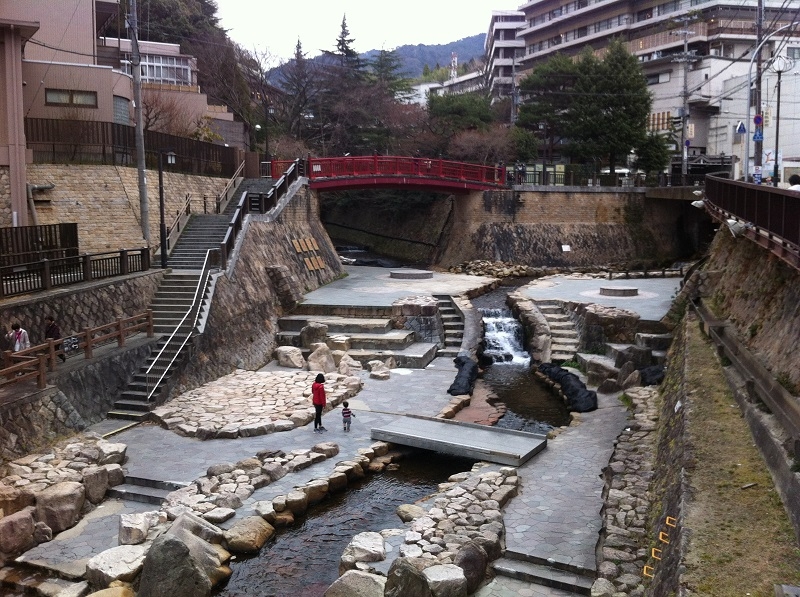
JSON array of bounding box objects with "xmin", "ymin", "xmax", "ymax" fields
[
  {"xmin": 1, "ymin": 310, "xmax": 154, "ymax": 389},
  {"xmin": 0, "ymin": 223, "xmax": 79, "ymax": 267},
  {"xmin": 0, "ymin": 248, "xmax": 150, "ymax": 299}
]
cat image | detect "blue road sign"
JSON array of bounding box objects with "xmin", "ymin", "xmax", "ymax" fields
[
  {"xmin": 754, "ymin": 114, "xmax": 764, "ymax": 126},
  {"xmin": 736, "ymin": 121, "xmax": 746, "ymax": 134},
  {"xmin": 753, "ymin": 130, "xmax": 763, "ymax": 142}
]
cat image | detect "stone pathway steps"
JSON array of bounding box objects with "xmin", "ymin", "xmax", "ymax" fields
[
  {"xmin": 491, "ymin": 557, "xmax": 593, "ymax": 595},
  {"xmin": 535, "ymin": 301, "xmax": 579, "ymax": 362},
  {"xmin": 106, "ymin": 477, "xmax": 189, "ymax": 506},
  {"xmin": 434, "ymin": 295, "xmax": 464, "ymax": 358},
  {"xmin": 0, "ymin": 564, "xmax": 87, "ymax": 597}
]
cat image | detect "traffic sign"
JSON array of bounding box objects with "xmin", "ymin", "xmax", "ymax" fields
[
  {"xmin": 735, "ymin": 121, "xmax": 746, "ymax": 134},
  {"xmin": 754, "ymin": 114, "xmax": 764, "ymax": 126},
  {"xmin": 753, "ymin": 130, "xmax": 763, "ymax": 142}
]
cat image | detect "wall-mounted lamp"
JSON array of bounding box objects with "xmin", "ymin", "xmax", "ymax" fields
[{"xmin": 726, "ymin": 219, "xmax": 745, "ymax": 237}]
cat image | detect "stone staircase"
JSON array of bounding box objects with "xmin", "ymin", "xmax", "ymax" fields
[
  {"xmin": 166, "ymin": 214, "xmax": 230, "ymax": 270},
  {"xmin": 534, "ymin": 300, "xmax": 579, "ymax": 363},
  {"xmin": 108, "ymin": 271, "xmax": 205, "ymax": 420},
  {"xmin": 107, "ymin": 475, "xmax": 189, "ymax": 505},
  {"xmin": 491, "ymin": 556, "xmax": 593, "ymax": 595},
  {"xmin": 276, "ymin": 307, "xmax": 439, "ymax": 368},
  {"xmin": 434, "ymin": 294, "xmax": 463, "ymax": 358},
  {"xmin": 0, "ymin": 563, "xmax": 89, "ymax": 596}
]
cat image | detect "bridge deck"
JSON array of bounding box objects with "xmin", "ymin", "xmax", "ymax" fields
[{"xmin": 371, "ymin": 416, "xmax": 547, "ymax": 466}]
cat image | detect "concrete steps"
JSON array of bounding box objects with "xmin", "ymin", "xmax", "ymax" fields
[
  {"xmin": 535, "ymin": 300, "xmax": 579, "ymax": 363},
  {"xmin": 277, "ymin": 315, "xmax": 393, "ymax": 334},
  {"xmin": 491, "ymin": 557, "xmax": 593, "ymax": 595},
  {"xmin": 107, "ymin": 476, "xmax": 189, "ymax": 505},
  {"xmin": 434, "ymin": 295, "xmax": 464, "ymax": 358},
  {"xmin": 165, "ymin": 214, "xmax": 230, "ymax": 270}
]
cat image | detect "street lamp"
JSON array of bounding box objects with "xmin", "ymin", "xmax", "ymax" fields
[
  {"xmin": 770, "ymin": 55, "xmax": 793, "ymax": 187},
  {"xmin": 743, "ymin": 22, "xmax": 798, "ymax": 182},
  {"xmin": 158, "ymin": 149, "xmax": 176, "ymax": 269}
]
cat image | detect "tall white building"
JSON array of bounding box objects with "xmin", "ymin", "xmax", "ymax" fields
[{"xmin": 508, "ymin": 0, "xmax": 800, "ymax": 179}]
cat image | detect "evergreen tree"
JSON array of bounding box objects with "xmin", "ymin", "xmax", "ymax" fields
[
  {"xmin": 369, "ymin": 49, "xmax": 413, "ymax": 99},
  {"xmin": 635, "ymin": 132, "xmax": 671, "ymax": 178},
  {"xmin": 334, "ymin": 15, "xmax": 360, "ymax": 69}
]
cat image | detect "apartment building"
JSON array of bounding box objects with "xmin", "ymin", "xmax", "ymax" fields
[
  {"xmin": 485, "ymin": 10, "xmax": 527, "ymax": 98},
  {"xmin": 513, "ymin": 0, "xmax": 800, "ymax": 178}
]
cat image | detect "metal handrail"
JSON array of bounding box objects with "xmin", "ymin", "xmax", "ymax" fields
[
  {"xmin": 144, "ymin": 249, "xmax": 218, "ymax": 402},
  {"xmin": 216, "ymin": 160, "xmax": 246, "ymax": 214}
]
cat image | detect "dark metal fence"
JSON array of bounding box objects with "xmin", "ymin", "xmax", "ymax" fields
[
  {"xmin": 0, "ymin": 248, "xmax": 150, "ymax": 299},
  {"xmin": 0, "ymin": 223, "xmax": 79, "ymax": 267},
  {"xmin": 25, "ymin": 118, "xmax": 239, "ymax": 177},
  {"xmin": 705, "ymin": 175, "xmax": 800, "ymax": 270}
]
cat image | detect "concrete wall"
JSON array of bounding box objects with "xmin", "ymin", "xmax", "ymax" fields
[
  {"xmin": 24, "ymin": 165, "xmax": 228, "ymax": 254},
  {"xmin": 323, "ymin": 187, "xmax": 700, "ymax": 268},
  {"xmin": 0, "ymin": 167, "xmax": 9, "ymax": 227}
]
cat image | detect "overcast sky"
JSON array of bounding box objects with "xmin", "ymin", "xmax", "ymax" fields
[{"xmin": 215, "ymin": 0, "xmax": 506, "ymax": 62}]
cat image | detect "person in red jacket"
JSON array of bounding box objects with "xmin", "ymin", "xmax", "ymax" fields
[{"xmin": 312, "ymin": 373, "xmax": 327, "ymax": 433}]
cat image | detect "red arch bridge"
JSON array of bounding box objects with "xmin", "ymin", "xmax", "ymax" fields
[{"xmin": 268, "ymin": 155, "xmax": 507, "ymax": 193}]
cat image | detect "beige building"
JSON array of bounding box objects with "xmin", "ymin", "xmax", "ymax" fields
[{"xmin": 0, "ymin": 0, "xmax": 243, "ymax": 227}]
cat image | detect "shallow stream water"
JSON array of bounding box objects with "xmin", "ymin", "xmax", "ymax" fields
[{"xmin": 214, "ymin": 452, "xmax": 475, "ymax": 597}]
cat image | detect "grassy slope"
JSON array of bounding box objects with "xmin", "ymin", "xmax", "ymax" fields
[{"xmin": 681, "ymin": 318, "xmax": 800, "ymax": 595}]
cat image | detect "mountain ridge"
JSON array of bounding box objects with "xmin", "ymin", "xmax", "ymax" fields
[{"xmin": 360, "ymin": 34, "xmax": 486, "ymax": 78}]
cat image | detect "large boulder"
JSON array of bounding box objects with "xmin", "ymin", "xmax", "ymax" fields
[
  {"xmin": 422, "ymin": 564, "xmax": 468, "ymax": 597},
  {"xmin": 168, "ymin": 511, "xmax": 225, "ymax": 544},
  {"xmin": 453, "ymin": 541, "xmax": 488, "ymax": 594},
  {"xmin": 0, "ymin": 485, "xmax": 35, "ymax": 517},
  {"xmin": 300, "ymin": 322, "xmax": 328, "ymax": 348},
  {"xmin": 223, "ymin": 516, "xmax": 275, "ymax": 554},
  {"xmin": 85, "ymin": 544, "xmax": 147, "ymax": 587},
  {"xmin": 324, "ymin": 570, "xmax": 386, "ymax": 597},
  {"xmin": 137, "ymin": 534, "xmax": 212, "ymax": 597},
  {"xmin": 0, "ymin": 508, "xmax": 36, "ymax": 554},
  {"xmin": 35, "ymin": 481, "xmax": 85, "ymax": 533},
  {"xmin": 339, "ymin": 531, "xmax": 386, "ymax": 574},
  {"xmin": 384, "ymin": 557, "xmax": 433, "ymax": 597},
  {"xmin": 82, "ymin": 466, "xmax": 109, "ymax": 504},
  {"xmin": 96, "ymin": 440, "xmax": 127, "ymax": 465},
  {"xmin": 276, "ymin": 346, "xmax": 306, "ymax": 369},
  {"xmin": 396, "ymin": 504, "xmax": 426, "ymax": 522},
  {"xmin": 307, "ymin": 345, "xmax": 337, "ymax": 373},
  {"xmin": 119, "ymin": 513, "xmax": 150, "ymax": 545}
]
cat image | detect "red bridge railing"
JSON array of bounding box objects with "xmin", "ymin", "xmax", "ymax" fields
[
  {"xmin": 705, "ymin": 175, "xmax": 800, "ymax": 270},
  {"xmin": 268, "ymin": 155, "xmax": 505, "ymax": 190}
]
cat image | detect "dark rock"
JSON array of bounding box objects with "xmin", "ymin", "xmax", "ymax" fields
[
  {"xmin": 384, "ymin": 557, "xmax": 433, "ymax": 597},
  {"xmin": 453, "ymin": 541, "xmax": 488, "ymax": 594},
  {"xmin": 447, "ymin": 356, "xmax": 478, "ymax": 396},
  {"xmin": 597, "ymin": 378, "xmax": 621, "ymax": 394},
  {"xmin": 137, "ymin": 534, "xmax": 212, "ymax": 597},
  {"xmin": 639, "ymin": 365, "xmax": 665, "ymax": 386},
  {"xmin": 538, "ymin": 363, "xmax": 597, "ymax": 412}
]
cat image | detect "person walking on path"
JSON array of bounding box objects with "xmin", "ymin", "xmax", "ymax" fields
[
  {"xmin": 341, "ymin": 401, "xmax": 355, "ymax": 432},
  {"xmin": 6, "ymin": 323, "xmax": 30, "ymax": 352},
  {"xmin": 44, "ymin": 315, "xmax": 66, "ymax": 362},
  {"xmin": 312, "ymin": 373, "xmax": 327, "ymax": 433}
]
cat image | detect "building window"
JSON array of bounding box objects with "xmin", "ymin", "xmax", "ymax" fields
[
  {"xmin": 113, "ymin": 95, "xmax": 130, "ymax": 125},
  {"xmin": 575, "ymin": 26, "xmax": 588, "ymax": 38},
  {"xmin": 637, "ymin": 9, "xmax": 653, "ymax": 21},
  {"xmin": 788, "ymin": 47, "xmax": 800, "ymax": 60},
  {"xmin": 657, "ymin": 0, "xmax": 680, "ymax": 15},
  {"xmin": 123, "ymin": 53, "xmax": 192, "ymax": 86},
  {"xmin": 45, "ymin": 89, "xmax": 98, "ymax": 107}
]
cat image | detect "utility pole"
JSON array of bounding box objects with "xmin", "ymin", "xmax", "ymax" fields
[
  {"xmin": 753, "ymin": 0, "xmax": 764, "ymax": 180},
  {"xmin": 129, "ymin": 0, "xmax": 149, "ymax": 243},
  {"xmin": 510, "ymin": 49, "xmax": 518, "ymax": 125},
  {"xmin": 672, "ymin": 17, "xmax": 695, "ymax": 183}
]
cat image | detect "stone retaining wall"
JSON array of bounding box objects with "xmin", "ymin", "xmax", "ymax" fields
[
  {"xmin": 0, "ymin": 340, "xmax": 155, "ymax": 463},
  {"xmin": 0, "ymin": 270, "xmax": 163, "ymax": 350},
  {"xmin": 21, "ymin": 165, "xmax": 227, "ymax": 254}
]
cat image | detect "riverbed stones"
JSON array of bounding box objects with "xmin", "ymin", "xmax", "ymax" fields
[
  {"xmin": 423, "ymin": 564, "xmax": 468, "ymax": 597},
  {"xmin": 0, "ymin": 508, "xmax": 36, "ymax": 554},
  {"xmin": 325, "ymin": 570, "xmax": 386, "ymax": 597},
  {"xmin": 86, "ymin": 545, "xmax": 147, "ymax": 587},
  {"xmin": 137, "ymin": 534, "xmax": 212, "ymax": 597},
  {"xmin": 35, "ymin": 481, "xmax": 85, "ymax": 533},
  {"xmin": 307, "ymin": 344, "xmax": 336, "ymax": 373},
  {"xmin": 397, "ymin": 504, "xmax": 427, "ymax": 522},
  {"xmin": 223, "ymin": 516, "xmax": 275, "ymax": 554},
  {"xmin": 119, "ymin": 513, "xmax": 150, "ymax": 545}
]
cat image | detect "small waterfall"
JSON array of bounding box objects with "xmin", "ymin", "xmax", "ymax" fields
[{"xmin": 480, "ymin": 308, "xmax": 530, "ymax": 366}]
